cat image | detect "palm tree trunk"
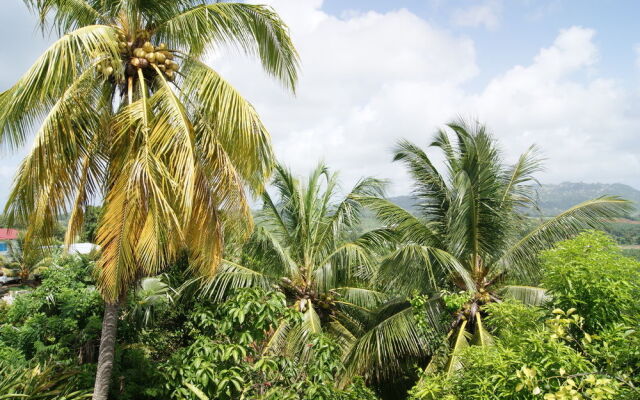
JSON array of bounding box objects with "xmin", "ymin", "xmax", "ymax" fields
[{"xmin": 92, "ymin": 300, "xmax": 121, "ymax": 400}]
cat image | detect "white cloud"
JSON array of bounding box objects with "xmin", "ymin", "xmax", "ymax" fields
[
  {"xmin": 212, "ymin": 1, "xmax": 640, "ymax": 196},
  {"xmin": 451, "ymin": 0, "xmax": 502, "ymax": 30}
]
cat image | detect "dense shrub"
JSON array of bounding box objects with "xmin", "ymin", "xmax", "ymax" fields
[
  {"xmin": 541, "ymin": 230, "xmax": 640, "ymax": 331},
  {"xmin": 0, "ymin": 254, "xmax": 102, "ymax": 362},
  {"xmin": 162, "ymin": 288, "xmax": 378, "ymax": 400}
]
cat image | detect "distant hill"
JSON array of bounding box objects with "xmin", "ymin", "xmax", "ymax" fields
[
  {"xmin": 389, "ymin": 182, "xmax": 640, "ymax": 217},
  {"xmin": 535, "ymin": 182, "xmax": 640, "ymax": 216}
]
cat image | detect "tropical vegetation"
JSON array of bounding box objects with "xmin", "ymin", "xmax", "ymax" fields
[{"xmin": 0, "ymin": 2, "xmax": 638, "ymax": 400}]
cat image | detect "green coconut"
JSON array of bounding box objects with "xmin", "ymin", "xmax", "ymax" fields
[
  {"xmin": 133, "ymin": 48, "xmax": 145, "ymax": 58},
  {"xmin": 145, "ymin": 52, "xmax": 156, "ymax": 63},
  {"xmin": 142, "ymin": 41, "xmax": 154, "ymax": 53},
  {"xmin": 156, "ymin": 52, "xmax": 166, "ymax": 64}
]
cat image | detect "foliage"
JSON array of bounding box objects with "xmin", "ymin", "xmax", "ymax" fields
[
  {"xmin": 541, "ymin": 231, "xmax": 640, "ymax": 331},
  {"xmin": 409, "ymin": 306, "xmax": 633, "ymax": 399},
  {"xmin": 0, "ymin": 360, "xmax": 91, "ymax": 399},
  {"xmin": 162, "ymin": 287, "xmax": 377, "ymax": 399},
  {"xmin": 193, "ymin": 163, "xmax": 395, "ymax": 379},
  {"xmin": 0, "ymin": 254, "xmax": 101, "ymax": 362},
  {"xmin": 409, "ymin": 232, "xmax": 640, "ymax": 399}
]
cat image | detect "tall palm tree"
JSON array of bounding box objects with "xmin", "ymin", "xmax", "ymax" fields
[
  {"xmin": 0, "ymin": 1, "xmax": 298, "ymax": 398},
  {"xmin": 198, "ymin": 163, "xmax": 389, "ymax": 359},
  {"xmin": 353, "ymin": 120, "xmax": 632, "ymax": 377}
]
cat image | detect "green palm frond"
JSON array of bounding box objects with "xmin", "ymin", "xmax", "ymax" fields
[
  {"xmin": 377, "ymin": 244, "xmax": 474, "ymax": 294},
  {"xmin": 497, "ymin": 196, "xmax": 632, "ymax": 281},
  {"xmin": 155, "ymin": 3, "xmax": 299, "ymax": 90},
  {"xmin": 0, "ymin": 24, "xmax": 118, "ymax": 148},
  {"xmin": 341, "ymin": 298, "xmax": 441, "ymax": 382},
  {"xmin": 353, "ymin": 196, "xmax": 440, "ymax": 245},
  {"xmin": 501, "ymin": 285, "xmax": 549, "ymax": 306}
]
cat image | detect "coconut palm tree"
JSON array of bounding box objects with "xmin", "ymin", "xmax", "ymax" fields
[
  {"xmin": 352, "ymin": 120, "xmax": 632, "ymax": 377},
  {"xmin": 0, "ymin": 1, "xmax": 298, "ymax": 398},
  {"xmin": 196, "ymin": 163, "xmax": 390, "ymax": 360},
  {"xmin": 5, "ymin": 237, "xmax": 50, "ymax": 284}
]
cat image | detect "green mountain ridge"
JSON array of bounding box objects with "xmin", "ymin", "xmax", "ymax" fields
[{"xmin": 389, "ymin": 182, "xmax": 640, "ymax": 217}]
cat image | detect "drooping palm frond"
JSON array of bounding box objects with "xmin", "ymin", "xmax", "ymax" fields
[
  {"xmin": 0, "ymin": 24, "xmax": 119, "ymax": 148},
  {"xmin": 155, "ymin": 3, "xmax": 299, "ymax": 90},
  {"xmin": 377, "ymin": 244, "xmax": 474, "ymax": 295},
  {"xmin": 497, "ymin": 196, "xmax": 633, "ymax": 281},
  {"xmin": 500, "ymin": 285, "xmax": 549, "ymax": 306},
  {"xmin": 341, "ymin": 297, "xmax": 443, "ymax": 383}
]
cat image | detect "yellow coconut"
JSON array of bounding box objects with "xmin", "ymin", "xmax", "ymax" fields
[{"xmin": 142, "ymin": 41, "xmax": 154, "ymax": 53}]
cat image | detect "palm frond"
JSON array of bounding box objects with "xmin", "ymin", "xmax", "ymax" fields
[
  {"xmin": 0, "ymin": 24, "xmax": 118, "ymax": 148},
  {"xmin": 497, "ymin": 196, "xmax": 633, "ymax": 281},
  {"xmin": 500, "ymin": 285, "xmax": 549, "ymax": 306},
  {"xmin": 155, "ymin": 3, "xmax": 299, "ymax": 90}
]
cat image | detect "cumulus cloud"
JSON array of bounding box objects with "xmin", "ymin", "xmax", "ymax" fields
[
  {"xmin": 213, "ymin": 1, "xmax": 640, "ymax": 196},
  {"xmin": 451, "ymin": 0, "xmax": 502, "ymax": 30}
]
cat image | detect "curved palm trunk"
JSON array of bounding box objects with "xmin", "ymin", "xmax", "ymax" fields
[{"xmin": 93, "ymin": 300, "xmax": 121, "ymax": 400}]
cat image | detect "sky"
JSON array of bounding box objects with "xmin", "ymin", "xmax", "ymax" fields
[{"xmin": 1, "ymin": 0, "xmax": 639, "ymax": 205}]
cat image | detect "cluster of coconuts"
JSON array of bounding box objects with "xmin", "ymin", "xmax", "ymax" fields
[
  {"xmin": 97, "ymin": 32, "xmax": 180, "ymax": 81},
  {"xmin": 129, "ymin": 41, "xmax": 180, "ymax": 80},
  {"xmin": 96, "ymin": 60, "xmax": 115, "ymax": 77}
]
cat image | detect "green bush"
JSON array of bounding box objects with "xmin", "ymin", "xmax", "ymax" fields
[
  {"xmin": 162, "ymin": 288, "xmax": 378, "ymax": 400},
  {"xmin": 541, "ymin": 231, "xmax": 640, "ymax": 331}
]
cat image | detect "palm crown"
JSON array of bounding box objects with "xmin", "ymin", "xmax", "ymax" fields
[
  {"xmin": 0, "ymin": 0, "xmax": 299, "ymax": 303},
  {"xmin": 201, "ymin": 163, "xmax": 389, "ymax": 357},
  {"xmin": 357, "ymin": 120, "xmax": 631, "ymax": 374}
]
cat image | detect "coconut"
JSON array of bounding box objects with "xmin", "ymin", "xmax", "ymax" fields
[
  {"xmin": 142, "ymin": 41, "xmax": 154, "ymax": 53},
  {"xmin": 165, "ymin": 59, "xmax": 172, "ymax": 67},
  {"xmin": 158, "ymin": 64, "xmax": 166, "ymax": 72},
  {"xmin": 155, "ymin": 52, "xmax": 166, "ymax": 64},
  {"xmin": 170, "ymin": 62, "xmax": 179, "ymax": 72},
  {"xmin": 145, "ymin": 52, "xmax": 156, "ymax": 63},
  {"xmin": 165, "ymin": 70, "xmax": 174, "ymax": 79},
  {"xmin": 139, "ymin": 58, "xmax": 149, "ymax": 68},
  {"xmin": 130, "ymin": 57, "xmax": 141, "ymax": 67},
  {"xmin": 133, "ymin": 48, "xmax": 145, "ymax": 58},
  {"xmin": 104, "ymin": 66, "xmax": 114, "ymax": 76},
  {"xmin": 156, "ymin": 43, "xmax": 166, "ymax": 50}
]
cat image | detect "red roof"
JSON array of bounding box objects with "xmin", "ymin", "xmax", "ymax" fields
[{"xmin": 0, "ymin": 229, "xmax": 18, "ymax": 241}]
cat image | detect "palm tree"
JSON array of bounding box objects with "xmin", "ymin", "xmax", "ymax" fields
[
  {"xmin": 0, "ymin": 1, "xmax": 298, "ymax": 398},
  {"xmin": 353, "ymin": 120, "xmax": 631, "ymax": 376},
  {"xmin": 197, "ymin": 163, "xmax": 389, "ymax": 360},
  {"xmin": 5, "ymin": 237, "xmax": 49, "ymax": 284}
]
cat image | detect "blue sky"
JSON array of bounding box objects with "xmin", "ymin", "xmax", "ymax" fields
[
  {"xmin": 321, "ymin": 0, "xmax": 640, "ymax": 88},
  {"xmin": 1, "ymin": 0, "xmax": 639, "ymax": 205}
]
